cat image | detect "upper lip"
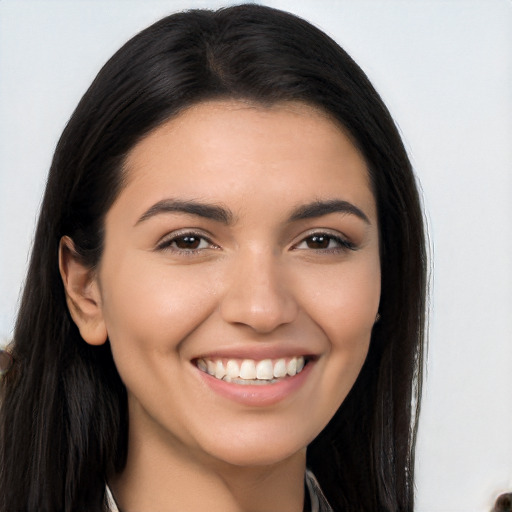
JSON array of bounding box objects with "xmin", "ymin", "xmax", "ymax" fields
[{"xmin": 192, "ymin": 345, "xmax": 320, "ymax": 362}]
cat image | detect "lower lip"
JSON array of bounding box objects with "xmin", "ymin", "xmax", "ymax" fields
[{"xmin": 195, "ymin": 361, "xmax": 314, "ymax": 407}]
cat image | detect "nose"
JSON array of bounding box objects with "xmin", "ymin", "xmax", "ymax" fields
[{"xmin": 219, "ymin": 248, "xmax": 299, "ymax": 334}]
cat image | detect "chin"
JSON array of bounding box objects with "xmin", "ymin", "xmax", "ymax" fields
[
  {"xmin": 197, "ymin": 428, "xmax": 311, "ymax": 469},
  {"xmin": 214, "ymin": 446, "xmax": 305, "ymax": 469}
]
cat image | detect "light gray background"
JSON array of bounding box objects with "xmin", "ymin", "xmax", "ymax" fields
[{"xmin": 1, "ymin": 1, "xmax": 511, "ymax": 510}]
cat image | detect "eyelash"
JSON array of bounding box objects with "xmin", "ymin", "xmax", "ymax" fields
[
  {"xmin": 292, "ymin": 233, "xmax": 356, "ymax": 253},
  {"xmin": 156, "ymin": 231, "xmax": 218, "ymax": 254},
  {"xmin": 156, "ymin": 231, "xmax": 356, "ymax": 255}
]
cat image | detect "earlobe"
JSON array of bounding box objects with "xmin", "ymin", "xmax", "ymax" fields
[{"xmin": 58, "ymin": 236, "xmax": 108, "ymax": 346}]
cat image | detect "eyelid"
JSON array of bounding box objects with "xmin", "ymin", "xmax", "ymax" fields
[{"xmin": 155, "ymin": 229, "xmax": 219, "ymax": 252}]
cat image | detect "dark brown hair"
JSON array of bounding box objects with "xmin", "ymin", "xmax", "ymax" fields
[{"xmin": 0, "ymin": 5, "xmax": 426, "ymax": 511}]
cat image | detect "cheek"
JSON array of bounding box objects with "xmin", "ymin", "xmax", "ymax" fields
[
  {"xmin": 298, "ymin": 258, "xmax": 380, "ymax": 402},
  {"xmin": 326, "ymin": 272, "xmax": 379, "ymax": 372},
  {"xmin": 301, "ymin": 257, "xmax": 380, "ymax": 340},
  {"xmin": 99, "ymin": 255, "xmax": 220, "ymax": 354}
]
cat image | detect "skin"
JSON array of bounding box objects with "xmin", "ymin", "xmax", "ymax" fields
[{"xmin": 60, "ymin": 100, "xmax": 381, "ymax": 511}]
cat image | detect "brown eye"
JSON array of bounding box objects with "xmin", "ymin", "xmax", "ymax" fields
[
  {"xmin": 157, "ymin": 232, "xmax": 214, "ymax": 252},
  {"xmin": 174, "ymin": 235, "xmax": 202, "ymax": 249},
  {"xmin": 305, "ymin": 235, "xmax": 331, "ymax": 249},
  {"xmin": 294, "ymin": 233, "xmax": 355, "ymax": 252}
]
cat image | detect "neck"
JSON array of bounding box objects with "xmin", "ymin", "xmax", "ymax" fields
[{"xmin": 109, "ymin": 404, "xmax": 307, "ymax": 512}]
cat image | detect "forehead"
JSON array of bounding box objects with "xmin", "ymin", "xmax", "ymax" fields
[
  {"xmin": 125, "ymin": 100, "xmax": 369, "ymax": 174},
  {"xmin": 117, "ymin": 99, "xmax": 375, "ymax": 221}
]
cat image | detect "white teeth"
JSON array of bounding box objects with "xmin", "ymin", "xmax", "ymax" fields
[
  {"xmin": 240, "ymin": 360, "xmax": 257, "ymax": 379},
  {"xmin": 215, "ymin": 360, "xmax": 226, "ymax": 379},
  {"xmin": 196, "ymin": 356, "xmax": 308, "ymax": 382},
  {"xmin": 287, "ymin": 358, "xmax": 297, "ymax": 376},
  {"xmin": 256, "ymin": 359, "xmax": 273, "ymax": 380},
  {"xmin": 273, "ymin": 358, "xmax": 287, "ymax": 378},
  {"xmin": 206, "ymin": 359, "xmax": 215, "ymax": 376},
  {"xmin": 226, "ymin": 360, "xmax": 240, "ymax": 378}
]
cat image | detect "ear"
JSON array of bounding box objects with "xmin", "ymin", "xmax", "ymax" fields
[{"xmin": 59, "ymin": 236, "xmax": 108, "ymax": 346}]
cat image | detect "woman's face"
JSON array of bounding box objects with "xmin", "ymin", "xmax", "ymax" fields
[{"xmin": 93, "ymin": 100, "xmax": 380, "ymax": 467}]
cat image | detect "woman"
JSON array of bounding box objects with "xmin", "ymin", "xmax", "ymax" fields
[{"xmin": 0, "ymin": 4, "xmax": 426, "ymax": 511}]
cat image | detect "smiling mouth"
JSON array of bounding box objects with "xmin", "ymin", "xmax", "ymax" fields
[{"xmin": 195, "ymin": 356, "xmax": 309, "ymax": 385}]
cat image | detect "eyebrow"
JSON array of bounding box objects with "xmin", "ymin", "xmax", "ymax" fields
[
  {"xmin": 135, "ymin": 198, "xmax": 370, "ymax": 227},
  {"xmin": 288, "ymin": 199, "xmax": 370, "ymax": 224},
  {"xmin": 135, "ymin": 199, "xmax": 234, "ymax": 225}
]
